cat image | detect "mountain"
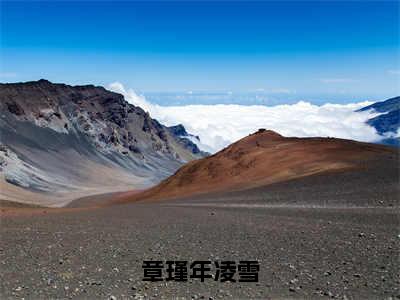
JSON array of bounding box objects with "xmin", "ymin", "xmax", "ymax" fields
[
  {"xmin": 118, "ymin": 129, "xmax": 397, "ymax": 203},
  {"xmin": 357, "ymin": 96, "xmax": 400, "ymax": 113},
  {"xmin": 167, "ymin": 124, "xmax": 208, "ymax": 156},
  {"xmin": 0, "ymin": 79, "xmax": 205, "ymax": 206},
  {"xmin": 357, "ymin": 96, "xmax": 399, "ymax": 146},
  {"xmin": 367, "ymin": 109, "xmax": 399, "ymax": 135}
]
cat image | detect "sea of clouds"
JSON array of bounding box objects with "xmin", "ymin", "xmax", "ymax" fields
[{"xmin": 108, "ymin": 82, "xmax": 383, "ymax": 153}]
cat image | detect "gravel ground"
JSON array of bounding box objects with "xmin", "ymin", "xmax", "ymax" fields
[
  {"xmin": 1, "ymin": 159, "xmax": 399, "ymax": 299},
  {"xmin": 1, "ymin": 202, "xmax": 399, "ymax": 299}
]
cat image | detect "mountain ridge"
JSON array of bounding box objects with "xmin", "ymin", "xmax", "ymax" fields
[
  {"xmin": 0, "ymin": 79, "xmax": 205, "ymax": 206},
  {"xmin": 357, "ymin": 96, "xmax": 399, "ymax": 146}
]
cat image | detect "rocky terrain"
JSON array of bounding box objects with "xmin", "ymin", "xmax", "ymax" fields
[
  {"xmin": 0, "ymin": 83, "xmax": 399, "ymax": 299},
  {"xmin": 0, "ymin": 79, "xmax": 205, "ymax": 206},
  {"xmin": 0, "ymin": 128, "xmax": 398, "ymax": 299},
  {"xmin": 0, "ymin": 167, "xmax": 398, "ymax": 299},
  {"xmin": 357, "ymin": 96, "xmax": 400, "ymax": 146},
  {"xmin": 117, "ymin": 129, "xmax": 398, "ymax": 203}
]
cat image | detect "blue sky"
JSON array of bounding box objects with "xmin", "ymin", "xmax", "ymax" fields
[{"xmin": 1, "ymin": 1, "xmax": 399, "ymax": 103}]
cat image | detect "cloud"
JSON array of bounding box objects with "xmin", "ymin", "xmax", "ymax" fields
[
  {"xmin": 387, "ymin": 69, "xmax": 400, "ymax": 75},
  {"xmin": 320, "ymin": 78, "xmax": 357, "ymax": 84},
  {"xmin": 108, "ymin": 82, "xmax": 152, "ymax": 112},
  {"xmin": 108, "ymin": 82, "xmax": 382, "ymax": 153},
  {"xmin": 383, "ymin": 128, "xmax": 400, "ymax": 139}
]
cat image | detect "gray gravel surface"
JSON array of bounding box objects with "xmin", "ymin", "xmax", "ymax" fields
[
  {"xmin": 1, "ymin": 203, "xmax": 399, "ymax": 299},
  {"xmin": 1, "ymin": 158, "xmax": 399, "ymax": 299}
]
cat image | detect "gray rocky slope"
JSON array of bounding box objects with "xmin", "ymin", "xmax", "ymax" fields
[
  {"xmin": 357, "ymin": 96, "xmax": 399, "ymax": 146},
  {"xmin": 0, "ymin": 79, "xmax": 205, "ymax": 206}
]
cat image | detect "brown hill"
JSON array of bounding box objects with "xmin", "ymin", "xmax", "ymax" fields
[{"xmin": 117, "ymin": 129, "xmax": 397, "ymax": 203}]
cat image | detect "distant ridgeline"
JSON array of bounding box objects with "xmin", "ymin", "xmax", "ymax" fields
[{"xmin": 357, "ymin": 96, "xmax": 400, "ymax": 146}]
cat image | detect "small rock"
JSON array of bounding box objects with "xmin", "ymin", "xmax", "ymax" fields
[{"xmin": 323, "ymin": 291, "xmax": 333, "ymax": 297}]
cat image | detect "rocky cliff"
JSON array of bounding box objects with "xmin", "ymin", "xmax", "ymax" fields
[
  {"xmin": 357, "ymin": 96, "xmax": 399, "ymax": 146},
  {"xmin": 0, "ymin": 79, "xmax": 205, "ymax": 206}
]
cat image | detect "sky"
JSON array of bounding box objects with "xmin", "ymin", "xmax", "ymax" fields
[
  {"xmin": 1, "ymin": 1, "xmax": 399, "ymax": 103},
  {"xmin": 1, "ymin": 1, "xmax": 399, "ymax": 151}
]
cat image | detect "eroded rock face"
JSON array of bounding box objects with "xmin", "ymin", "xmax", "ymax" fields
[
  {"xmin": 357, "ymin": 96, "xmax": 400, "ymax": 146},
  {"xmin": 0, "ymin": 79, "xmax": 206, "ymax": 205},
  {"xmin": 6, "ymin": 102, "xmax": 25, "ymax": 116},
  {"xmin": 0, "ymin": 79, "xmax": 204, "ymax": 159},
  {"xmin": 167, "ymin": 124, "xmax": 205, "ymax": 156}
]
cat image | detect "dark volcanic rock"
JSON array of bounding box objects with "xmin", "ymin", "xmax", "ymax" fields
[
  {"xmin": 357, "ymin": 96, "xmax": 400, "ymax": 146},
  {"xmin": 6, "ymin": 102, "xmax": 24, "ymax": 116},
  {"xmin": 169, "ymin": 124, "xmax": 189, "ymax": 137},
  {"xmin": 168, "ymin": 124, "xmax": 207, "ymax": 156},
  {"xmin": 357, "ymin": 96, "xmax": 400, "ymax": 113},
  {"xmin": 0, "ymin": 80, "xmax": 206, "ymax": 206},
  {"xmin": 367, "ymin": 109, "xmax": 399, "ymax": 135}
]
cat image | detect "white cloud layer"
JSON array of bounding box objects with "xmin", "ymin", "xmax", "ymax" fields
[{"xmin": 108, "ymin": 82, "xmax": 382, "ymax": 153}]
